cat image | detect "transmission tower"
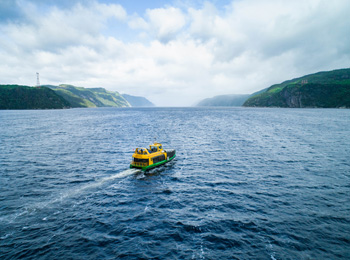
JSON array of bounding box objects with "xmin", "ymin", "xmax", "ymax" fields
[{"xmin": 36, "ymin": 72, "xmax": 40, "ymax": 87}]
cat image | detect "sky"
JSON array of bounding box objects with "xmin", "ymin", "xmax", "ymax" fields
[{"xmin": 0, "ymin": 0, "xmax": 349, "ymax": 106}]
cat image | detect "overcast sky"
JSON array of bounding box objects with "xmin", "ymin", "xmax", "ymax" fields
[{"xmin": 1, "ymin": 0, "xmax": 349, "ymax": 106}]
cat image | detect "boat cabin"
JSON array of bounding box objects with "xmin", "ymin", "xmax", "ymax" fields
[{"xmin": 130, "ymin": 142, "xmax": 175, "ymax": 171}]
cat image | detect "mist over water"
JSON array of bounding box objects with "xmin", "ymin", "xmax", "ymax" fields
[{"xmin": 1, "ymin": 107, "xmax": 350, "ymax": 259}]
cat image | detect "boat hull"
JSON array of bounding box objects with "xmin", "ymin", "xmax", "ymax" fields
[{"xmin": 130, "ymin": 153, "xmax": 176, "ymax": 171}]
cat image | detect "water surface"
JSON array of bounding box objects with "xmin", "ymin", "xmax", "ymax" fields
[{"xmin": 1, "ymin": 107, "xmax": 349, "ymax": 259}]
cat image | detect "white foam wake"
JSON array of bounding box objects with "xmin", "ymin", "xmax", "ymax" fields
[
  {"xmin": 56, "ymin": 168, "xmax": 141, "ymax": 201},
  {"xmin": 0, "ymin": 168, "xmax": 141, "ymax": 224},
  {"xmin": 99, "ymin": 168, "xmax": 141, "ymax": 182}
]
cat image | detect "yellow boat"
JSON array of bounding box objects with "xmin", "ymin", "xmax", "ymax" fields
[{"xmin": 130, "ymin": 142, "xmax": 176, "ymax": 171}]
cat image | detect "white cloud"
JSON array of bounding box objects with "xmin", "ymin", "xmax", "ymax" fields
[
  {"xmin": 1, "ymin": 1, "xmax": 127, "ymax": 52},
  {"xmin": 95, "ymin": 2, "xmax": 127, "ymax": 20},
  {"xmin": 0, "ymin": 0, "xmax": 350, "ymax": 106},
  {"xmin": 145, "ymin": 7, "xmax": 187, "ymax": 42},
  {"xmin": 128, "ymin": 16, "xmax": 149, "ymax": 30}
]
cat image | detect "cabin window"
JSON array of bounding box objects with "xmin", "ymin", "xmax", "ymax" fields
[
  {"xmin": 152, "ymin": 155, "xmax": 165, "ymax": 163},
  {"xmin": 150, "ymin": 146, "xmax": 157, "ymax": 153},
  {"xmin": 133, "ymin": 158, "xmax": 149, "ymax": 163}
]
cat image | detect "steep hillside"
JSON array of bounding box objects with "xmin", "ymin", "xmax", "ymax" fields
[
  {"xmin": 0, "ymin": 85, "xmax": 70, "ymax": 109},
  {"xmin": 122, "ymin": 94, "xmax": 154, "ymax": 107},
  {"xmin": 243, "ymin": 68, "xmax": 350, "ymax": 108},
  {"xmin": 47, "ymin": 85, "xmax": 130, "ymax": 108},
  {"xmin": 196, "ymin": 94, "xmax": 250, "ymax": 107}
]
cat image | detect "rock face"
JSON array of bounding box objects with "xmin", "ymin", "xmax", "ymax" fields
[
  {"xmin": 283, "ymin": 88, "xmax": 303, "ymax": 107},
  {"xmin": 243, "ymin": 68, "xmax": 350, "ymax": 108}
]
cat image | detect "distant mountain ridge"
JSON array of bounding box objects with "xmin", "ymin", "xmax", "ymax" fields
[
  {"xmin": 243, "ymin": 68, "xmax": 350, "ymax": 108},
  {"xmin": 196, "ymin": 94, "xmax": 250, "ymax": 107},
  {"xmin": 46, "ymin": 84, "xmax": 130, "ymax": 108},
  {"xmin": 122, "ymin": 94, "xmax": 154, "ymax": 107},
  {"xmin": 197, "ymin": 68, "xmax": 350, "ymax": 108}
]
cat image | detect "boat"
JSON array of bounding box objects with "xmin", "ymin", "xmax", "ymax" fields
[{"xmin": 130, "ymin": 142, "xmax": 176, "ymax": 171}]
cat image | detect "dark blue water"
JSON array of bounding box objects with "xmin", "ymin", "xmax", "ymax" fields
[{"xmin": 1, "ymin": 107, "xmax": 350, "ymax": 259}]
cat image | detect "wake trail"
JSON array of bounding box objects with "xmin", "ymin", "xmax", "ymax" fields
[
  {"xmin": 0, "ymin": 168, "xmax": 141, "ymax": 224},
  {"xmin": 55, "ymin": 168, "xmax": 141, "ymax": 202}
]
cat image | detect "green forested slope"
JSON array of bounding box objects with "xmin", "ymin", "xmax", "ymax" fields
[
  {"xmin": 243, "ymin": 68, "xmax": 350, "ymax": 108},
  {"xmin": 0, "ymin": 85, "xmax": 70, "ymax": 109}
]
